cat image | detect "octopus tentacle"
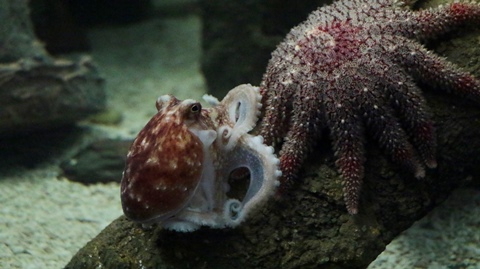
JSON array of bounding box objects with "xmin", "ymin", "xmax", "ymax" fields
[
  {"xmin": 220, "ymin": 84, "xmax": 263, "ymax": 150},
  {"xmin": 189, "ymin": 129, "xmax": 217, "ymax": 211},
  {"xmin": 219, "ymin": 135, "xmax": 281, "ymax": 226}
]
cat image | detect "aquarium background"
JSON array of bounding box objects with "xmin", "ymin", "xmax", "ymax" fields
[{"xmin": 0, "ymin": 0, "xmax": 479, "ymax": 268}]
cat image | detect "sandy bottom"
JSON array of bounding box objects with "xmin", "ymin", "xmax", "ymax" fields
[{"xmin": 1, "ymin": 2, "xmax": 479, "ymax": 268}]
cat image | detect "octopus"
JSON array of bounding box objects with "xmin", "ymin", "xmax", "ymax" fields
[
  {"xmin": 120, "ymin": 84, "xmax": 281, "ymax": 232},
  {"xmin": 259, "ymin": 0, "xmax": 480, "ymax": 214}
]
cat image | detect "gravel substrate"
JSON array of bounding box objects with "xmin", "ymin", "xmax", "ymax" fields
[{"xmin": 0, "ymin": 166, "xmax": 121, "ymax": 269}]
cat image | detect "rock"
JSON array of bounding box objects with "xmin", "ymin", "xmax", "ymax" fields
[
  {"xmin": 0, "ymin": 0, "xmax": 105, "ymax": 135},
  {"xmin": 0, "ymin": 57, "xmax": 106, "ymax": 135},
  {"xmin": 65, "ymin": 0, "xmax": 151, "ymax": 26},
  {"xmin": 200, "ymin": 0, "xmax": 329, "ymax": 97},
  {"xmin": 0, "ymin": 125, "xmax": 86, "ymax": 169},
  {"xmin": 65, "ymin": 91, "xmax": 480, "ymax": 268},
  {"xmin": 0, "ymin": 0, "xmax": 46, "ymax": 62},
  {"xmin": 61, "ymin": 139, "xmax": 133, "ymax": 184},
  {"xmin": 30, "ymin": 0, "xmax": 91, "ymax": 54},
  {"xmin": 29, "ymin": 0, "xmax": 153, "ymax": 55}
]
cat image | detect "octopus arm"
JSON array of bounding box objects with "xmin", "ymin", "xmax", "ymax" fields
[
  {"xmin": 220, "ymin": 135, "xmax": 281, "ymax": 226},
  {"xmin": 190, "ymin": 129, "xmax": 218, "ymax": 210},
  {"xmin": 219, "ymin": 84, "xmax": 263, "ymax": 150}
]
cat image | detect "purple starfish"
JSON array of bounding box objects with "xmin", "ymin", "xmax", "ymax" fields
[{"xmin": 259, "ymin": 0, "xmax": 480, "ymax": 214}]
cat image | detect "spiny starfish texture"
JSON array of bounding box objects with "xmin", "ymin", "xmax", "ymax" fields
[{"xmin": 259, "ymin": 0, "xmax": 480, "ymax": 214}]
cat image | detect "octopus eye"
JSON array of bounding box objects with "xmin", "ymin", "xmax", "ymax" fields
[{"xmin": 190, "ymin": 103, "xmax": 201, "ymax": 113}]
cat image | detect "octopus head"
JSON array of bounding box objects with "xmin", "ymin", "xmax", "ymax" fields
[{"xmin": 120, "ymin": 95, "xmax": 214, "ymax": 223}]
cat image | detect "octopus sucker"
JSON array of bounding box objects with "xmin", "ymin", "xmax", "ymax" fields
[{"xmin": 121, "ymin": 84, "xmax": 280, "ymax": 231}]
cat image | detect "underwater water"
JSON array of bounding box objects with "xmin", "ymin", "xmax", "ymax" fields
[{"xmin": 1, "ymin": 0, "xmax": 479, "ymax": 268}]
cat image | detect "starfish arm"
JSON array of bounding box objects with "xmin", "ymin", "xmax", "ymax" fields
[
  {"xmin": 360, "ymin": 87, "xmax": 426, "ymax": 177},
  {"xmin": 398, "ymin": 2, "xmax": 480, "ymax": 40},
  {"xmin": 260, "ymin": 81, "xmax": 294, "ymax": 146},
  {"xmin": 324, "ymin": 92, "xmax": 365, "ymax": 214},
  {"xmin": 338, "ymin": 58, "xmax": 434, "ymax": 175},
  {"xmin": 278, "ymin": 87, "xmax": 323, "ymax": 185},
  {"xmin": 379, "ymin": 64, "xmax": 437, "ymax": 168},
  {"xmin": 394, "ymin": 39, "xmax": 480, "ymax": 102}
]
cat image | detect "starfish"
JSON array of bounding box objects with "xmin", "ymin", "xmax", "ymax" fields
[{"xmin": 259, "ymin": 0, "xmax": 480, "ymax": 214}]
